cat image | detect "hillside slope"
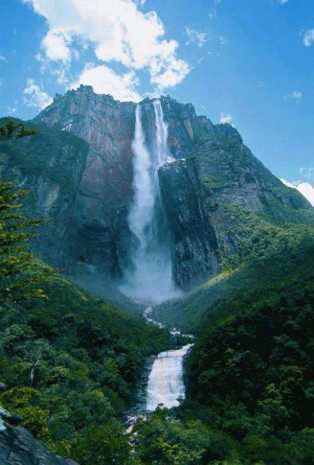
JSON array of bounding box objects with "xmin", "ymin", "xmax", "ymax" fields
[
  {"xmin": 0, "ymin": 267, "xmax": 172, "ymax": 462},
  {"xmin": 130, "ymin": 227, "xmax": 314, "ymax": 465},
  {"xmin": 154, "ymin": 210, "xmax": 314, "ymax": 332},
  {"xmin": 182, "ymin": 228, "xmax": 314, "ymax": 464}
]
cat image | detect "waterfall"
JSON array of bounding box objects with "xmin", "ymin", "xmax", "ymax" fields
[
  {"xmin": 128, "ymin": 104, "xmax": 155, "ymax": 252},
  {"xmin": 146, "ymin": 344, "xmax": 193, "ymax": 411},
  {"xmin": 153, "ymin": 99, "xmax": 172, "ymax": 168},
  {"xmin": 121, "ymin": 100, "xmax": 179, "ymax": 304}
]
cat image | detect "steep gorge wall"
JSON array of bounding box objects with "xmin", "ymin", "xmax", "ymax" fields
[
  {"xmin": 31, "ymin": 86, "xmax": 218, "ymax": 282},
  {"xmin": 158, "ymin": 123, "xmax": 313, "ymax": 287}
]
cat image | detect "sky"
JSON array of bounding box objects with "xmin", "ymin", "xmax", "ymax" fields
[{"xmin": 0, "ymin": 0, "xmax": 313, "ymax": 204}]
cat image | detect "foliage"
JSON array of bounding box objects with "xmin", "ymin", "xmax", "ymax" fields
[
  {"xmin": 184, "ymin": 229, "xmax": 314, "ymax": 464},
  {"xmin": 0, "ymin": 118, "xmax": 36, "ymax": 140},
  {"xmin": 0, "ymin": 181, "xmax": 51, "ymax": 305},
  {"xmin": 133, "ymin": 409, "xmax": 236, "ymax": 465},
  {"xmin": 154, "ymin": 212, "xmax": 314, "ymax": 332}
]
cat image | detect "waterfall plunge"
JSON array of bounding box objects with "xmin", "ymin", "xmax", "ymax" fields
[{"xmin": 121, "ymin": 100, "xmax": 179, "ymax": 304}]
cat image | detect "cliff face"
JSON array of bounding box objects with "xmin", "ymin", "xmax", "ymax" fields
[
  {"xmin": 30, "ymin": 87, "xmax": 220, "ymax": 281},
  {"xmin": 159, "ymin": 123, "xmax": 313, "ymax": 286},
  {"xmin": 0, "ymin": 87, "xmax": 312, "ymax": 289},
  {"xmin": 0, "ymin": 122, "xmax": 89, "ymax": 271}
]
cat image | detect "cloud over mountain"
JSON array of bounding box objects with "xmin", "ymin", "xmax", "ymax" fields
[{"xmin": 24, "ymin": 0, "xmax": 190, "ymax": 100}]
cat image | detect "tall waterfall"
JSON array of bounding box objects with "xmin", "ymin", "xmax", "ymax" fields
[{"xmin": 121, "ymin": 100, "xmax": 178, "ymax": 304}]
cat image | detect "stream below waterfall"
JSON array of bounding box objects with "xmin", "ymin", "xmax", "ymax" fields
[
  {"xmin": 126, "ymin": 307, "xmax": 193, "ymax": 431},
  {"xmin": 146, "ymin": 344, "xmax": 193, "ymax": 411},
  {"xmin": 143, "ymin": 307, "xmax": 193, "ymax": 412}
]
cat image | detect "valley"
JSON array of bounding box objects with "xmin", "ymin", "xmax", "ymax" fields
[{"xmin": 0, "ymin": 89, "xmax": 313, "ymax": 465}]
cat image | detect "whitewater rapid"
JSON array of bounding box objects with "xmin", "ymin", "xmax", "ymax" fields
[
  {"xmin": 143, "ymin": 306, "xmax": 193, "ymax": 412},
  {"xmin": 146, "ymin": 344, "xmax": 193, "ymax": 411}
]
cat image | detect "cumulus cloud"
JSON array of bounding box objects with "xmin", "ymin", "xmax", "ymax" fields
[
  {"xmin": 303, "ymin": 29, "xmax": 314, "ymax": 47},
  {"xmin": 23, "ymin": 79, "xmax": 53, "ymax": 109},
  {"xmin": 297, "ymin": 182, "xmax": 314, "ymax": 206},
  {"xmin": 281, "ymin": 179, "xmax": 314, "ymax": 206},
  {"xmin": 185, "ymin": 27, "xmax": 208, "ymax": 48},
  {"xmin": 71, "ymin": 64, "xmax": 141, "ymax": 102},
  {"xmin": 23, "ymin": 0, "xmax": 190, "ymax": 97},
  {"xmin": 219, "ymin": 113, "xmax": 233, "ymax": 124},
  {"xmin": 41, "ymin": 29, "xmax": 71, "ymax": 63}
]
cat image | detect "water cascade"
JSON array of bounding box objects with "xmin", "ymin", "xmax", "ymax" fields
[
  {"xmin": 121, "ymin": 100, "xmax": 179, "ymax": 304},
  {"xmin": 146, "ymin": 344, "xmax": 193, "ymax": 411}
]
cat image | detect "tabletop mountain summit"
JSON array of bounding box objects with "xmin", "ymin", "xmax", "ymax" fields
[{"xmin": 0, "ymin": 86, "xmax": 312, "ymax": 302}]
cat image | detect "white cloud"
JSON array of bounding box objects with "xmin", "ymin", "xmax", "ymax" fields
[
  {"xmin": 24, "ymin": 0, "xmax": 190, "ymax": 96},
  {"xmin": 23, "ymin": 79, "xmax": 53, "ymax": 109},
  {"xmin": 281, "ymin": 179, "xmax": 314, "ymax": 206},
  {"xmin": 42, "ymin": 29, "xmax": 71, "ymax": 63},
  {"xmin": 71, "ymin": 64, "xmax": 141, "ymax": 102},
  {"xmin": 185, "ymin": 27, "xmax": 208, "ymax": 48},
  {"xmin": 219, "ymin": 113, "xmax": 233, "ymax": 124},
  {"xmin": 297, "ymin": 182, "xmax": 314, "ymax": 206},
  {"xmin": 291, "ymin": 90, "xmax": 303, "ymax": 99},
  {"xmin": 303, "ymin": 29, "xmax": 314, "ymax": 47}
]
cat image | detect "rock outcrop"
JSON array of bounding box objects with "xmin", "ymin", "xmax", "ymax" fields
[
  {"xmin": 0, "ymin": 408, "xmax": 78, "ymax": 465},
  {"xmin": 0, "ymin": 425, "xmax": 78, "ymax": 465}
]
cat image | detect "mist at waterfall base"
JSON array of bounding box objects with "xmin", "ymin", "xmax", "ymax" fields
[{"xmin": 120, "ymin": 100, "xmax": 181, "ymax": 305}]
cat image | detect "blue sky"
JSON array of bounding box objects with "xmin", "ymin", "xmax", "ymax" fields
[{"xmin": 0, "ymin": 0, "xmax": 314, "ymax": 201}]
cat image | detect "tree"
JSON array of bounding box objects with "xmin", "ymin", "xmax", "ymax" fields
[
  {"xmin": 0, "ymin": 118, "xmax": 36, "ymax": 141},
  {"xmin": 0, "ymin": 120, "xmax": 50, "ymax": 308},
  {"xmin": 70, "ymin": 420, "xmax": 132, "ymax": 465}
]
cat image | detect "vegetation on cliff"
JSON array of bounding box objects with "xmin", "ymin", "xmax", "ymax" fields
[
  {"xmin": 154, "ymin": 205, "xmax": 314, "ymax": 332},
  {"xmin": 182, "ymin": 228, "xmax": 314, "ymax": 464}
]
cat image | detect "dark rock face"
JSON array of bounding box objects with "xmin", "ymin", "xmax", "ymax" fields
[
  {"xmin": 158, "ymin": 124, "xmax": 313, "ymax": 286},
  {"xmin": 0, "ymin": 123, "xmax": 89, "ymax": 272},
  {"xmin": 0, "ymin": 424, "xmax": 78, "ymax": 465},
  {"xmin": 1, "ymin": 87, "xmax": 312, "ymax": 289},
  {"xmin": 159, "ymin": 158, "xmax": 219, "ymax": 287}
]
